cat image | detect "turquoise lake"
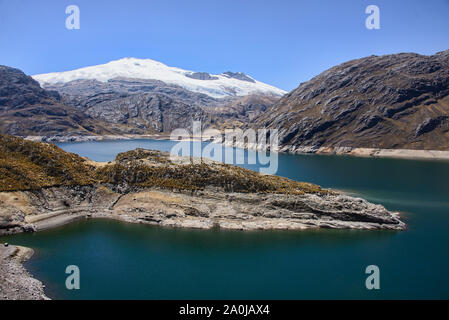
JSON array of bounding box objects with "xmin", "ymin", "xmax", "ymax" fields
[{"xmin": 1, "ymin": 139, "xmax": 449, "ymax": 299}]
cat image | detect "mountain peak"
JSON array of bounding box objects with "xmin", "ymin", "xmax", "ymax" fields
[
  {"xmin": 33, "ymin": 58, "xmax": 286, "ymax": 99},
  {"xmin": 222, "ymin": 71, "xmax": 256, "ymax": 83}
]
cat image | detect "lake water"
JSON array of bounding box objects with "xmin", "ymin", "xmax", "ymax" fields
[{"xmin": 1, "ymin": 139, "xmax": 449, "ymax": 299}]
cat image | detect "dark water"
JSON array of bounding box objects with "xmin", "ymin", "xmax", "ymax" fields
[{"xmin": 1, "ymin": 139, "xmax": 449, "ymax": 299}]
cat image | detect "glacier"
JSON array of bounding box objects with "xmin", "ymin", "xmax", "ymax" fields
[{"xmin": 33, "ymin": 57, "xmax": 286, "ymax": 99}]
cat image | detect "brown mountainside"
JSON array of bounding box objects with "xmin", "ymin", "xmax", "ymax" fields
[{"xmin": 255, "ymin": 50, "xmax": 449, "ymax": 151}]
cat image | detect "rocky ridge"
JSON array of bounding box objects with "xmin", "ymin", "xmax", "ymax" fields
[
  {"xmin": 43, "ymin": 78, "xmax": 279, "ymax": 134},
  {"xmin": 255, "ymin": 50, "xmax": 449, "ymax": 151},
  {"xmin": 0, "ymin": 65, "xmax": 280, "ymax": 138},
  {"xmin": 0, "ymin": 66, "xmax": 112, "ymax": 137},
  {"xmin": 0, "ymin": 135, "xmax": 405, "ymax": 235}
]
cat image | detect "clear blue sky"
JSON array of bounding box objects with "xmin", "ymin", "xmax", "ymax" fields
[{"xmin": 0, "ymin": 0, "xmax": 448, "ymax": 91}]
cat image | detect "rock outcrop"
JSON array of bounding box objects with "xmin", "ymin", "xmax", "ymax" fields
[
  {"xmin": 44, "ymin": 78, "xmax": 278, "ymax": 134},
  {"xmin": 0, "ymin": 135, "xmax": 405, "ymax": 234},
  {"xmin": 0, "ymin": 64, "xmax": 280, "ymax": 138},
  {"xmin": 0, "ymin": 66, "xmax": 111, "ymax": 137},
  {"xmin": 255, "ymin": 50, "xmax": 449, "ymax": 151}
]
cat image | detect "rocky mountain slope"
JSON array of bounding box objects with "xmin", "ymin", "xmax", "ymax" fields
[
  {"xmin": 6, "ymin": 50, "xmax": 447, "ymax": 151},
  {"xmin": 255, "ymin": 50, "xmax": 449, "ymax": 151},
  {"xmin": 203, "ymin": 94, "xmax": 279, "ymax": 129},
  {"xmin": 1, "ymin": 64, "xmax": 282, "ymax": 138},
  {"xmin": 0, "ymin": 134, "xmax": 96, "ymax": 191},
  {"xmin": 0, "ymin": 66, "xmax": 113, "ymax": 137},
  {"xmin": 43, "ymin": 78, "xmax": 278, "ymax": 134},
  {"xmin": 0, "ymin": 135, "xmax": 405, "ymax": 234}
]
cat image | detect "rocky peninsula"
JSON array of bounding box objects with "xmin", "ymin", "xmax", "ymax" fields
[
  {"xmin": 0, "ymin": 135, "xmax": 405, "ymax": 234},
  {"xmin": 0, "ymin": 134, "xmax": 406, "ymax": 299}
]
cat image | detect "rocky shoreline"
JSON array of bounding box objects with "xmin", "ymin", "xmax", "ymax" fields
[
  {"xmin": 222, "ymin": 139, "xmax": 449, "ymax": 161},
  {"xmin": 0, "ymin": 136, "xmax": 407, "ymax": 300},
  {"xmin": 0, "ymin": 183, "xmax": 405, "ymax": 300},
  {"xmin": 23, "ymin": 133, "xmax": 173, "ymax": 143},
  {"xmin": 277, "ymin": 145, "xmax": 449, "ymax": 161},
  {"xmin": 0, "ymin": 244, "xmax": 48, "ymax": 300},
  {"xmin": 0, "ymin": 184, "xmax": 406, "ymax": 300},
  {"xmin": 0, "ymin": 185, "xmax": 405, "ymax": 236},
  {"xmin": 1, "ymin": 135, "xmax": 406, "ymax": 235},
  {"xmin": 23, "ymin": 134, "xmax": 449, "ymax": 161}
]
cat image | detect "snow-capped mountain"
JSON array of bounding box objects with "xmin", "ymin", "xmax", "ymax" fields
[{"xmin": 33, "ymin": 58, "xmax": 286, "ymax": 99}]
